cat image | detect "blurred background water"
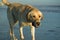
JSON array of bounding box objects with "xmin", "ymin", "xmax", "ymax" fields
[{"xmin": 0, "ymin": 5, "xmax": 60, "ymax": 40}]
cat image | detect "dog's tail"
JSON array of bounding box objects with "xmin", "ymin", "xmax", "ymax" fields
[{"xmin": 2, "ymin": 0, "xmax": 11, "ymax": 6}]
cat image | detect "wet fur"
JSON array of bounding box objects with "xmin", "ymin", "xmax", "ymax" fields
[{"xmin": 2, "ymin": 0, "xmax": 43, "ymax": 40}]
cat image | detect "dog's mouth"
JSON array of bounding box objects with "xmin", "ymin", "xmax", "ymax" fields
[{"xmin": 32, "ymin": 22, "xmax": 40, "ymax": 28}]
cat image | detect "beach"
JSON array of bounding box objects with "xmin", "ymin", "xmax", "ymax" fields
[{"xmin": 0, "ymin": 5, "xmax": 60, "ymax": 40}]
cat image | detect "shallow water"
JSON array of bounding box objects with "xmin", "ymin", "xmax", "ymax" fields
[{"xmin": 0, "ymin": 5, "xmax": 60, "ymax": 40}]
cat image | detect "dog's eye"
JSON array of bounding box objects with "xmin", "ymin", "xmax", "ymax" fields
[
  {"xmin": 33, "ymin": 16, "xmax": 35, "ymax": 18},
  {"xmin": 39, "ymin": 16, "xmax": 41, "ymax": 18}
]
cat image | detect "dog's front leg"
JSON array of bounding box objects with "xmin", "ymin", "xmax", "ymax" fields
[
  {"xmin": 31, "ymin": 26, "xmax": 35, "ymax": 40},
  {"xmin": 19, "ymin": 26, "xmax": 24, "ymax": 40}
]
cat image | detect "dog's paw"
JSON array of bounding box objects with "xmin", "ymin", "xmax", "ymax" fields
[
  {"xmin": 14, "ymin": 38, "xmax": 18, "ymax": 40},
  {"xmin": 14, "ymin": 36, "xmax": 18, "ymax": 40},
  {"xmin": 20, "ymin": 36, "xmax": 24, "ymax": 40}
]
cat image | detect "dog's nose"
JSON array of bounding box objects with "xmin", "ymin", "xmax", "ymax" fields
[{"xmin": 36, "ymin": 22, "xmax": 40, "ymax": 26}]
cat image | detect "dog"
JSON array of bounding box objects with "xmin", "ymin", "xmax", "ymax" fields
[{"xmin": 2, "ymin": 0, "xmax": 43, "ymax": 40}]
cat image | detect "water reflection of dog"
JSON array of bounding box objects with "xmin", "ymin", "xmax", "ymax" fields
[{"xmin": 2, "ymin": 0, "xmax": 43, "ymax": 40}]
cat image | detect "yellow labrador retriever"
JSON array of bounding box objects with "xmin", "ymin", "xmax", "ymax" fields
[{"xmin": 2, "ymin": 0, "xmax": 43, "ymax": 40}]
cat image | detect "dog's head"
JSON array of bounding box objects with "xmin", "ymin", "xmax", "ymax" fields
[{"xmin": 27, "ymin": 9, "xmax": 43, "ymax": 28}]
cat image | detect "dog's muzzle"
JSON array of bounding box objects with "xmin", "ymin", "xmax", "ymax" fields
[{"xmin": 32, "ymin": 22, "xmax": 40, "ymax": 28}]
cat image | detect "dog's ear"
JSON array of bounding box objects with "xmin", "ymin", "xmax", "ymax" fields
[
  {"xmin": 25, "ymin": 5, "xmax": 34, "ymax": 21},
  {"xmin": 40, "ymin": 12, "xmax": 44, "ymax": 20},
  {"xmin": 41, "ymin": 14, "xmax": 44, "ymax": 20},
  {"xmin": 27, "ymin": 12, "xmax": 32, "ymax": 20}
]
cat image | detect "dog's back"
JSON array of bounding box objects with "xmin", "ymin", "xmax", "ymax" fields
[{"xmin": 2, "ymin": 0, "xmax": 34, "ymax": 25}]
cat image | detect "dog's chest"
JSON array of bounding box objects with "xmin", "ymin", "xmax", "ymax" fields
[{"xmin": 21, "ymin": 22, "xmax": 32, "ymax": 26}]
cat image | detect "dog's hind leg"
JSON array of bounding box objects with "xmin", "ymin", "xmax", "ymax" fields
[
  {"xmin": 8, "ymin": 18, "xmax": 18, "ymax": 40},
  {"xmin": 9, "ymin": 19, "xmax": 18, "ymax": 40},
  {"xmin": 7, "ymin": 9, "xmax": 18, "ymax": 40},
  {"xmin": 9, "ymin": 24, "xmax": 15, "ymax": 40}
]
